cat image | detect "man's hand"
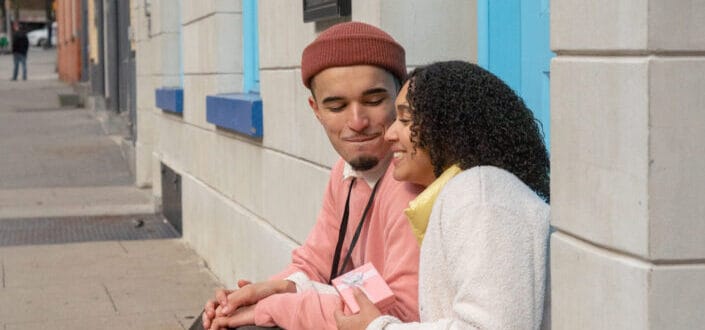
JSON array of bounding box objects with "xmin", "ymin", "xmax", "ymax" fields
[
  {"xmin": 209, "ymin": 304, "xmax": 256, "ymax": 330},
  {"xmin": 203, "ymin": 289, "xmax": 234, "ymax": 329},
  {"xmin": 218, "ymin": 279, "xmax": 296, "ymax": 316},
  {"xmin": 334, "ymin": 288, "xmax": 382, "ymax": 330},
  {"xmin": 202, "ymin": 280, "xmax": 252, "ymax": 329}
]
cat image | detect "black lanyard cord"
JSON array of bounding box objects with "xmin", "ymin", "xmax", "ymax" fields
[
  {"xmin": 328, "ymin": 176, "xmax": 382, "ymax": 283},
  {"xmin": 329, "ymin": 177, "xmax": 355, "ymax": 283}
]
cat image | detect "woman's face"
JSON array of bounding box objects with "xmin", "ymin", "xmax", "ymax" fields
[{"xmin": 385, "ymin": 81, "xmax": 436, "ymax": 187}]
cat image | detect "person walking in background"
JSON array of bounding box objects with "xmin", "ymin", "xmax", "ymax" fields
[{"xmin": 11, "ymin": 21, "xmax": 29, "ymax": 81}]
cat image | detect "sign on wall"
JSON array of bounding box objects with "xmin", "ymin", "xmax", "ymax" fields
[{"xmin": 303, "ymin": 0, "xmax": 351, "ymax": 23}]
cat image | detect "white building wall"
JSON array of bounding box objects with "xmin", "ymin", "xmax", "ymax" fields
[
  {"xmin": 129, "ymin": 0, "xmax": 705, "ymax": 326},
  {"xmin": 135, "ymin": 0, "xmax": 476, "ymax": 287},
  {"xmin": 551, "ymin": 0, "xmax": 705, "ymax": 328}
]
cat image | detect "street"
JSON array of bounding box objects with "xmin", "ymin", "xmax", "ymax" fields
[{"xmin": 0, "ymin": 48, "xmax": 220, "ymax": 329}]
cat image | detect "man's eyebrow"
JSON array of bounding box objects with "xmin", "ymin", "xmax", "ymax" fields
[
  {"xmin": 320, "ymin": 88, "xmax": 389, "ymax": 104},
  {"xmin": 321, "ymin": 96, "xmax": 345, "ymax": 104},
  {"xmin": 362, "ymin": 88, "xmax": 389, "ymax": 96}
]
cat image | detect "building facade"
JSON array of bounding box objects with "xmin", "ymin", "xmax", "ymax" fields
[
  {"xmin": 126, "ymin": 1, "xmax": 704, "ymax": 328},
  {"xmin": 84, "ymin": 0, "xmax": 135, "ymax": 149},
  {"xmin": 56, "ymin": 0, "xmax": 82, "ymax": 83}
]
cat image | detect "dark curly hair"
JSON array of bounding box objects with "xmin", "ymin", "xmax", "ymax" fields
[{"xmin": 406, "ymin": 61, "xmax": 550, "ymax": 201}]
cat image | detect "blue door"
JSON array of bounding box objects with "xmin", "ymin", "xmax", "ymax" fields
[{"xmin": 478, "ymin": 0, "xmax": 553, "ymax": 147}]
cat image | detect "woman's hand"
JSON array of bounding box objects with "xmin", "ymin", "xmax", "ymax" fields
[{"xmin": 334, "ymin": 288, "xmax": 382, "ymax": 330}]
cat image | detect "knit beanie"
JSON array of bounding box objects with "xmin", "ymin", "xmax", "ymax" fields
[{"xmin": 301, "ymin": 22, "xmax": 407, "ymax": 88}]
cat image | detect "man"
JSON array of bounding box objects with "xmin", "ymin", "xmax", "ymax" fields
[
  {"xmin": 11, "ymin": 21, "xmax": 29, "ymax": 81},
  {"xmin": 203, "ymin": 22, "xmax": 422, "ymax": 330}
]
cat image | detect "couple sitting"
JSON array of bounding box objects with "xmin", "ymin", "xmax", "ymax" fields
[{"xmin": 202, "ymin": 22, "xmax": 550, "ymax": 330}]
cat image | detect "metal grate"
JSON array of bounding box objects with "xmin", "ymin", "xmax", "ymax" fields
[
  {"xmin": 161, "ymin": 163, "xmax": 183, "ymax": 235},
  {"xmin": 0, "ymin": 214, "xmax": 179, "ymax": 247}
]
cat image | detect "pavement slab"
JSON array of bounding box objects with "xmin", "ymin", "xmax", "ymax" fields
[
  {"xmin": 0, "ymin": 186, "xmax": 154, "ymax": 219},
  {"xmin": 4, "ymin": 311, "xmax": 190, "ymax": 330},
  {"xmin": 0, "ymin": 240, "xmax": 220, "ymax": 329}
]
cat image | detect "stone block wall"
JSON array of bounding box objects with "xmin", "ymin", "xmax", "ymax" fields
[{"xmin": 550, "ymin": 0, "xmax": 705, "ymax": 328}]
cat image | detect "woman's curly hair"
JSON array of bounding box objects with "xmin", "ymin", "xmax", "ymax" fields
[{"xmin": 406, "ymin": 61, "xmax": 550, "ymax": 201}]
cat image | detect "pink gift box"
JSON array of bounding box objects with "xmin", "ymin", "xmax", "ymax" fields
[{"xmin": 332, "ymin": 262, "xmax": 395, "ymax": 314}]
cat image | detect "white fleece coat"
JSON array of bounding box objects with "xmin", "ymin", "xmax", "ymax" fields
[{"xmin": 368, "ymin": 166, "xmax": 550, "ymax": 330}]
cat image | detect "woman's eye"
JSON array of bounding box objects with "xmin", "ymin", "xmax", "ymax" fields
[{"xmin": 399, "ymin": 118, "xmax": 411, "ymax": 125}]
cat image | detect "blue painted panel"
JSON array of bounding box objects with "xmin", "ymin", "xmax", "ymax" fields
[
  {"xmin": 477, "ymin": 0, "xmax": 489, "ymax": 68},
  {"xmin": 155, "ymin": 87, "xmax": 184, "ymax": 114},
  {"xmin": 486, "ymin": 0, "xmax": 522, "ymax": 94},
  {"xmin": 242, "ymin": 0, "xmax": 260, "ymax": 93},
  {"xmin": 479, "ymin": 0, "xmax": 553, "ymax": 148},
  {"xmin": 521, "ymin": 0, "xmax": 553, "ymax": 145},
  {"xmin": 206, "ymin": 93, "xmax": 263, "ymax": 138}
]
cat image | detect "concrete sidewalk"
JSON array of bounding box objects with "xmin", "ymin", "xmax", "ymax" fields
[
  {"xmin": 0, "ymin": 240, "xmax": 218, "ymax": 329},
  {"xmin": 0, "ymin": 49, "xmax": 222, "ymax": 329}
]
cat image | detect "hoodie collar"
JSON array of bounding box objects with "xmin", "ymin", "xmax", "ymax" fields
[{"xmin": 342, "ymin": 155, "xmax": 392, "ymax": 188}]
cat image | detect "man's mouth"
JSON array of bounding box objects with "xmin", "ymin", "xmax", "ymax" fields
[{"xmin": 343, "ymin": 134, "xmax": 379, "ymax": 143}]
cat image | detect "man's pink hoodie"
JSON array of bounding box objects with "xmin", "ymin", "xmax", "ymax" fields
[{"xmin": 253, "ymin": 158, "xmax": 423, "ymax": 329}]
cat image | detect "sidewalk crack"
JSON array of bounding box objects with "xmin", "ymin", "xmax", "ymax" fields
[
  {"xmin": 173, "ymin": 312, "xmax": 187, "ymax": 330},
  {"xmin": 101, "ymin": 283, "xmax": 118, "ymax": 312},
  {"xmin": 118, "ymin": 241, "xmax": 129, "ymax": 254}
]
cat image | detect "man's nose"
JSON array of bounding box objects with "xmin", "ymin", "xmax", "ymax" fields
[{"xmin": 348, "ymin": 104, "xmax": 370, "ymax": 132}]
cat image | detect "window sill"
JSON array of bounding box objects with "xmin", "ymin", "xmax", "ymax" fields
[
  {"xmin": 155, "ymin": 87, "xmax": 184, "ymax": 114},
  {"xmin": 206, "ymin": 93, "xmax": 263, "ymax": 139}
]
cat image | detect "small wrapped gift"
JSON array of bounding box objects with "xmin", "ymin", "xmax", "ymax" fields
[{"xmin": 332, "ymin": 262, "xmax": 395, "ymax": 314}]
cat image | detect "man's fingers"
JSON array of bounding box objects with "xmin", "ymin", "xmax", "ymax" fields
[
  {"xmin": 220, "ymin": 290, "xmax": 242, "ymax": 315},
  {"xmin": 237, "ymin": 279, "xmax": 252, "ymax": 288},
  {"xmin": 215, "ymin": 289, "xmax": 230, "ymax": 307},
  {"xmin": 210, "ymin": 314, "xmax": 248, "ymax": 330},
  {"xmin": 210, "ymin": 317, "xmax": 229, "ymax": 330},
  {"xmin": 204, "ymin": 299, "xmax": 217, "ymax": 316},
  {"xmin": 202, "ymin": 311, "xmax": 211, "ymax": 329}
]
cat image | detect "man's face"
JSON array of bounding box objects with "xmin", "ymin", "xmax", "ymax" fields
[{"xmin": 309, "ymin": 65, "xmax": 398, "ymax": 171}]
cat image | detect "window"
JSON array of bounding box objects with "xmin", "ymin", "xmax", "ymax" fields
[
  {"xmin": 242, "ymin": 0, "xmax": 259, "ymax": 93},
  {"xmin": 204, "ymin": 1, "xmax": 263, "ymax": 138},
  {"xmin": 478, "ymin": 0, "xmax": 553, "ymax": 147}
]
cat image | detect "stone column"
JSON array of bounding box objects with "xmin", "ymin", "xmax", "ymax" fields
[{"xmin": 550, "ymin": 0, "xmax": 705, "ymax": 329}]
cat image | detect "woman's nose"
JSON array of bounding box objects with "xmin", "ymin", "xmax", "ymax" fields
[{"xmin": 385, "ymin": 121, "xmax": 399, "ymax": 141}]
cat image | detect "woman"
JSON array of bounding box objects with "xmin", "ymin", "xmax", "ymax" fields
[{"xmin": 335, "ymin": 61, "xmax": 551, "ymax": 329}]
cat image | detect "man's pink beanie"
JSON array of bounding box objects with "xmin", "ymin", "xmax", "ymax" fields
[{"xmin": 301, "ymin": 22, "xmax": 407, "ymax": 88}]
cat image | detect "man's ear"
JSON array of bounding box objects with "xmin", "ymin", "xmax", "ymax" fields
[{"xmin": 309, "ymin": 96, "xmax": 322, "ymax": 122}]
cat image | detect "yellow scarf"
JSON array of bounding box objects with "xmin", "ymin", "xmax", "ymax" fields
[{"xmin": 404, "ymin": 165, "xmax": 462, "ymax": 245}]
